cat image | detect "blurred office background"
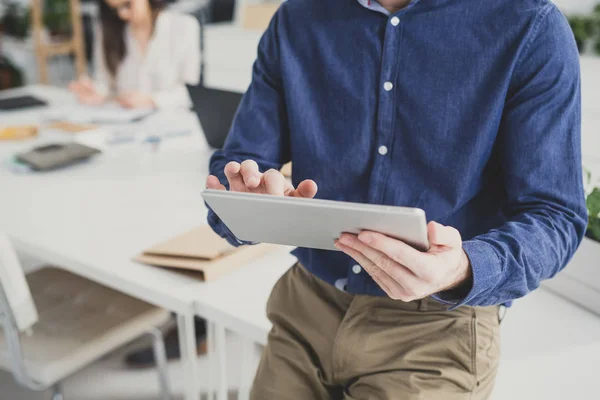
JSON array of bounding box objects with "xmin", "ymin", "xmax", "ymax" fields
[{"xmin": 1, "ymin": 0, "xmax": 600, "ymax": 399}]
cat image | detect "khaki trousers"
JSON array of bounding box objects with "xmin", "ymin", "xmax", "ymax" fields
[{"xmin": 251, "ymin": 263, "xmax": 500, "ymax": 400}]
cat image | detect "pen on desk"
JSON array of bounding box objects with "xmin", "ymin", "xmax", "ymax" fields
[
  {"xmin": 105, "ymin": 134, "xmax": 136, "ymax": 145},
  {"xmin": 105, "ymin": 129, "xmax": 192, "ymax": 146},
  {"xmin": 143, "ymin": 129, "xmax": 193, "ymax": 150},
  {"xmin": 143, "ymin": 130, "xmax": 192, "ymax": 143}
]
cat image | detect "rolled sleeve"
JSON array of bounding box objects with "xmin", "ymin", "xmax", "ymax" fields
[{"xmin": 432, "ymin": 239, "xmax": 503, "ymax": 308}]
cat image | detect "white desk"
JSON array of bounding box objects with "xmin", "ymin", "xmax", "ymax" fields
[{"xmin": 0, "ymin": 85, "xmax": 249, "ymax": 400}]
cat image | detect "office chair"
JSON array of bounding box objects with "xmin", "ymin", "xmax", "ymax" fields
[{"xmin": 0, "ymin": 234, "xmax": 172, "ymax": 400}]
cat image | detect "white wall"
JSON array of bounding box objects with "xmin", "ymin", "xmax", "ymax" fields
[{"xmin": 554, "ymin": 0, "xmax": 599, "ymax": 14}]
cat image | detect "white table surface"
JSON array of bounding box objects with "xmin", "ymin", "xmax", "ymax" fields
[
  {"xmin": 0, "ymin": 85, "xmax": 297, "ymax": 400},
  {"xmin": 0, "ymin": 85, "xmax": 214, "ymax": 313}
]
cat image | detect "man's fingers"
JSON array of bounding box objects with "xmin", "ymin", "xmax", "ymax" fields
[
  {"xmin": 357, "ymin": 231, "xmax": 428, "ymax": 274},
  {"xmin": 288, "ymin": 179, "xmax": 318, "ymax": 198},
  {"xmin": 261, "ymin": 169, "xmax": 286, "ymax": 195},
  {"xmin": 221, "ymin": 160, "xmax": 315, "ymax": 196},
  {"xmin": 334, "ymin": 241, "xmax": 394, "ymax": 296},
  {"xmin": 339, "ymin": 233, "xmax": 418, "ymax": 285},
  {"xmin": 224, "ymin": 161, "xmax": 247, "ymax": 192},
  {"xmin": 206, "ymin": 175, "xmax": 226, "ymax": 190},
  {"xmin": 240, "ymin": 160, "xmax": 261, "ymax": 189},
  {"xmin": 427, "ymin": 221, "xmax": 462, "ymax": 248},
  {"xmin": 335, "ymin": 240, "xmax": 409, "ymax": 300}
]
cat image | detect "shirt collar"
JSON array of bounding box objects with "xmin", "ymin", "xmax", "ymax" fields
[
  {"xmin": 356, "ymin": 0, "xmax": 392, "ymax": 16},
  {"xmin": 357, "ymin": 0, "xmax": 424, "ymax": 16}
]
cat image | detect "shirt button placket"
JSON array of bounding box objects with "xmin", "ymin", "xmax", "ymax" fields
[{"xmin": 371, "ymin": 11, "xmax": 401, "ymax": 205}]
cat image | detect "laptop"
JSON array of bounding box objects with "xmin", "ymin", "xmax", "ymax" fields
[{"xmin": 187, "ymin": 85, "xmax": 243, "ymax": 149}]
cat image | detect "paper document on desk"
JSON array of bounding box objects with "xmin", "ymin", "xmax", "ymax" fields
[
  {"xmin": 47, "ymin": 104, "xmax": 154, "ymax": 124},
  {"xmin": 134, "ymin": 225, "xmax": 277, "ymax": 281}
]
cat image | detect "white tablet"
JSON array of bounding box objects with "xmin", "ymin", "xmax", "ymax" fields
[{"xmin": 202, "ymin": 190, "xmax": 430, "ymax": 252}]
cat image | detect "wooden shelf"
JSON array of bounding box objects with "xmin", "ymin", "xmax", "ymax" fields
[
  {"xmin": 45, "ymin": 41, "xmax": 76, "ymax": 56},
  {"xmin": 30, "ymin": 0, "xmax": 86, "ymax": 84}
]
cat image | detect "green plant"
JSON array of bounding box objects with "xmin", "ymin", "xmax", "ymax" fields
[
  {"xmin": 43, "ymin": 0, "xmax": 71, "ymax": 37},
  {"xmin": 568, "ymin": 16, "xmax": 590, "ymax": 52},
  {"xmin": 584, "ymin": 168, "xmax": 600, "ymax": 242},
  {"xmin": 0, "ymin": 2, "xmax": 31, "ymax": 38},
  {"xmin": 567, "ymin": 4, "xmax": 600, "ymax": 55},
  {"xmin": 588, "ymin": 188, "xmax": 600, "ymax": 242}
]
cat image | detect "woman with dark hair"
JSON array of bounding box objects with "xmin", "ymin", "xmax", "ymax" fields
[{"xmin": 69, "ymin": 0, "xmax": 200, "ymax": 109}]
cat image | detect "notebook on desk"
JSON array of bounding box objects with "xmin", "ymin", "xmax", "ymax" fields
[{"xmin": 134, "ymin": 225, "xmax": 277, "ymax": 281}]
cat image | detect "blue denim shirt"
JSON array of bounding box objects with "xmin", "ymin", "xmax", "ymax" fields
[{"xmin": 208, "ymin": 0, "xmax": 587, "ymax": 307}]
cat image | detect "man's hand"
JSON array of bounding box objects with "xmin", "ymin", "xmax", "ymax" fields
[
  {"xmin": 206, "ymin": 160, "xmax": 318, "ymax": 198},
  {"xmin": 335, "ymin": 221, "xmax": 472, "ymax": 302},
  {"xmin": 116, "ymin": 91, "xmax": 156, "ymax": 109}
]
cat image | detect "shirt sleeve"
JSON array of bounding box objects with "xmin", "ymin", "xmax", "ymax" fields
[
  {"xmin": 152, "ymin": 16, "xmax": 201, "ymax": 109},
  {"xmin": 207, "ymin": 9, "xmax": 291, "ymax": 245},
  {"xmin": 435, "ymin": 5, "xmax": 588, "ymax": 308}
]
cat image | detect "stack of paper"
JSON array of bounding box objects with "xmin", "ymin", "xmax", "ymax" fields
[{"xmin": 135, "ymin": 225, "xmax": 277, "ymax": 281}]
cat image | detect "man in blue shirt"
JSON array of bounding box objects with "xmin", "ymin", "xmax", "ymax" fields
[{"xmin": 207, "ymin": 0, "xmax": 587, "ymax": 398}]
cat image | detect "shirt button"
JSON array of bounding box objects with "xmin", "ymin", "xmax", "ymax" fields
[
  {"xmin": 383, "ymin": 81, "xmax": 394, "ymax": 91},
  {"xmin": 378, "ymin": 145, "xmax": 388, "ymax": 155},
  {"xmin": 352, "ymin": 264, "xmax": 362, "ymax": 274},
  {"xmin": 391, "ymin": 16, "xmax": 400, "ymax": 26},
  {"xmin": 334, "ymin": 278, "xmax": 348, "ymax": 292}
]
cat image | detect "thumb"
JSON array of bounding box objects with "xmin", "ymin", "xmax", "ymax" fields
[
  {"xmin": 427, "ymin": 221, "xmax": 462, "ymax": 248},
  {"xmin": 288, "ymin": 179, "xmax": 318, "ymax": 198}
]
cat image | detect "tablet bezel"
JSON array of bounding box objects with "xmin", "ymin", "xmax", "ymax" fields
[{"xmin": 203, "ymin": 189, "xmax": 430, "ymax": 252}]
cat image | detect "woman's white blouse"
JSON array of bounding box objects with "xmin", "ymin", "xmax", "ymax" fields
[{"xmin": 94, "ymin": 11, "xmax": 201, "ymax": 109}]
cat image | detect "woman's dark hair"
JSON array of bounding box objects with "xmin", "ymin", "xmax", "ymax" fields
[{"xmin": 98, "ymin": 0, "xmax": 166, "ymax": 77}]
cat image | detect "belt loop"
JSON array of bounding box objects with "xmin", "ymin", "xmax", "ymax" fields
[{"xmin": 418, "ymin": 297, "xmax": 429, "ymax": 311}]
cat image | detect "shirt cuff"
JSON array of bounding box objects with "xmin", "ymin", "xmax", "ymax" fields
[
  {"xmin": 206, "ymin": 207, "xmax": 255, "ymax": 247},
  {"xmin": 432, "ymin": 239, "xmax": 503, "ymax": 309}
]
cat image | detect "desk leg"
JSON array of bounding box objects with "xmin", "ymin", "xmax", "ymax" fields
[
  {"xmin": 214, "ymin": 324, "xmax": 228, "ymax": 400},
  {"xmin": 207, "ymin": 321, "xmax": 216, "ymax": 400},
  {"xmin": 177, "ymin": 313, "xmax": 199, "ymax": 400},
  {"xmin": 237, "ymin": 336, "xmax": 254, "ymax": 400}
]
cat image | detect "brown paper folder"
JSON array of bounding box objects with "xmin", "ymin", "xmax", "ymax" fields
[{"xmin": 135, "ymin": 225, "xmax": 276, "ymax": 281}]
